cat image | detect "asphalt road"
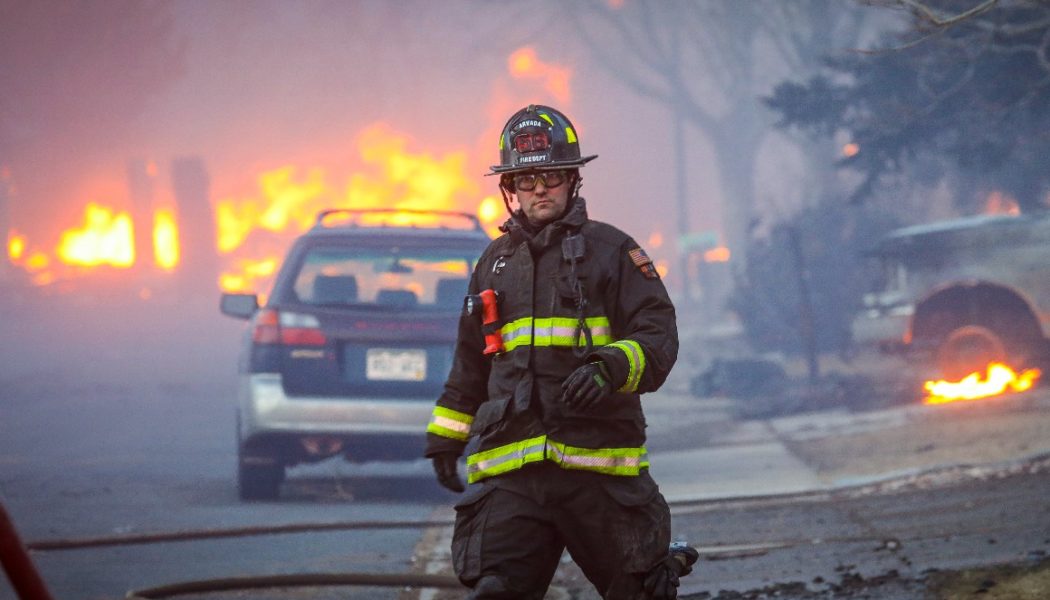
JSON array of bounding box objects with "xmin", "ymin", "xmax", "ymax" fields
[
  {"xmin": 2, "ymin": 292, "xmax": 1048, "ymax": 600},
  {"xmin": 671, "ymin": 461, "xmax": 1050, "ymax": 599},
  {"xmin": 0, "ymin": 294, "xmax": 457, "ymax": 599}
]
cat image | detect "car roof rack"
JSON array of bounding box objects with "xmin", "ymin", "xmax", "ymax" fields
[{"xmin": 313, "ymin": 208, "xmax": 484, "ymax": 232}]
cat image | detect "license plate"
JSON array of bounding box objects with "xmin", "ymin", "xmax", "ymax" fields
[{"xmin": 365, "ymin": 348, "xmax": 427, "ymax": 381}]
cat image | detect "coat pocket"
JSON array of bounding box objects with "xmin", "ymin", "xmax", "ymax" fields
[{"xmin": 470, "ymin": 395, "xmax": 510, "ymax": 436}]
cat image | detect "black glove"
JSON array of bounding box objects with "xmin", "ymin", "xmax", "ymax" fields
[
  {"xmin": 642, "ymin": 559, "xmax": 680, "ymax": 600},
  {"xmin": 431, "ymin": 452, "xmax": 465, "ymax": 493},
  {"xmin": 561, "ymin": 361, "xmax": 614, "ymax": 410},
  {"xmin": 643, "ymin": 544, "xmax": 700, "ymax": 600}
]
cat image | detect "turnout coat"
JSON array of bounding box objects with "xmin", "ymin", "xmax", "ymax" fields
[{"xmin": 425, "ymin": 199, "xmax": 678, "ymax": 484}]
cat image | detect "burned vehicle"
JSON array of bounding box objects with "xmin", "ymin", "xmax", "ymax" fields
[
  {"xmin": 220, "ymin": 209, "xmax": 490, "ymax": 500},
  {"xmin": 852, "ymin": 211, "xmax": 1050, "ymax": 379}
]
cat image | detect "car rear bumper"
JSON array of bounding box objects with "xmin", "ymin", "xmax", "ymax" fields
[{"xmin": 239, "ymin": 373, "xmax": 434, "ymax": 439}]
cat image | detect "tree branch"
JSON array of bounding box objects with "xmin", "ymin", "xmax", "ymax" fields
[{"xmin": 899, "ymin": 0, "xmax": 999, "ymax": 27}]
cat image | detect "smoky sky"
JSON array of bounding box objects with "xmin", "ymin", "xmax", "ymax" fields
[{"xmin": 0, "ymin": 0, "xmax": 895, "ymax": 280}]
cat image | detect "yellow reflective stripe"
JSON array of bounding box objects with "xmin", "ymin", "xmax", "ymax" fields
[
  {"xmin": 546, "ymin": 440, "xmax": 649, "ymax": 475},
  {"xmin": 538, "ymin": 112, "xmax": 555, "ymax": 126},
  {"xmin": 499, "ymin": 316, "xmax": 612, "ymax": 351},
  {"xmin": 426, "ymin": 406, "xmax": 475, "ymax": 442},
  {"xmin": 565, "ymin": 126, "xmax": 578, "ymax": 144},
  {"xmin": 501, "ymin": 316, "xmax": 535, "ymax": 351},
  {"xmin": 466, "ymin": 435, "xmax": 546, "ymax": 483},
  {"xmin": 466, "ymin": 435, "xmax": 648, "ymax": 482},
  {"xmin": 533, "ymin": 317, "xmax": 579, "ymax": 346},
  {"xmin": 609, "ymin": 340, "xmax": 644, "ymax": 392},
  {"xmin": 585, "ymin": 317, "xmax": 613, "ymax": 345}
]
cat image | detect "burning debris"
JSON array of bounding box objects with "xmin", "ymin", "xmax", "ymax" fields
[{"xmin": 923, "ymin": 362, "xmax": 1042, "ymax": 405}]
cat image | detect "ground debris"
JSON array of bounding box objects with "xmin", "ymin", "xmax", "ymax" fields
[
  {"xmin": 926, "ymin": 557, "xmax": 1050, "ymax": 600},
  {"xmin": 683, "ymin": 568, "xmax": 918, "ymax": 599},
  {"xmin": 682, "ymin": 558, "xmax": 1050, "ymax": 600}
]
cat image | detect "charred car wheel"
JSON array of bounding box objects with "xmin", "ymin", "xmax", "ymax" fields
[{"xmin": 935, "ymin": 325, "xmax": 1008, "ymax": 380}]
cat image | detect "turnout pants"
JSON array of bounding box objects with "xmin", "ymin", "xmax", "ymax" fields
[{"xmin": 451, "ymin": 462, "xmax": 671, "ymax": 599}]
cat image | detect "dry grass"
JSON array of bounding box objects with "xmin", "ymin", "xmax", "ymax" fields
[{"xmin": 928, "ymin": 558, "xmax": 1050, "ymax": 600}]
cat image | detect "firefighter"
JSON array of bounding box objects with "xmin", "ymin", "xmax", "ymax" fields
[{"xmin": 425, "ymin": 105, "xmax": 695, "ymax": 599}]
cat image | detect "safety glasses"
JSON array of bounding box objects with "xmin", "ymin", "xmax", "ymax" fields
[{"xmin": 511, "ymin": 170, "xmax": 568, "ymax": 192}]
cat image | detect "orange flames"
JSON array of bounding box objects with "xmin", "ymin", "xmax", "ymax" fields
[
  {"xmin": 508, "ymin": 47, "xmax": 572, "ymax": 105},
  {"xmin": 7, "ymin": 231, "xmax": 26, "ymax": 262},
  {"xmin": 923, "ymin": 362, "xmax": 1042, "ymax": 405},
  {"xmin": 215, "ymin": 123, "xmax": 499, "ymax": 294},
  {"xmin": 57, "ymin": 203, "xmax": 135, "ymax": 268},
  {"xmin": 8, "ymin": 47, "xmax": 590, "ymax": 296},
  {"xmin": 153, "ymin": 208, "xmax": 180, "ymax": 271},
  {"xmin": 703, "ymin": 246, "xmax": 731, "ymax": 263},
  {"xmin": 8, "ymin": 202, "xmax": 181, "ymax": 286},
  {"xmin": 984, "ymin": 191, "xmax": 1020, "ymax": 216}
]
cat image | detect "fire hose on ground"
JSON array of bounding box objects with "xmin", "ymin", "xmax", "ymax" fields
[
  {"xmin": 9, "ymin": 456, "xmax": 1046, "ymax": 598},
  {"xmin": 2, "ymin": 504, "xmax": 463, "ymax": 599}
]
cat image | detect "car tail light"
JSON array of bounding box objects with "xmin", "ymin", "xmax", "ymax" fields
[{"xmin": 252, "ymin": 309, "xmax": 327, "ymax": 346}]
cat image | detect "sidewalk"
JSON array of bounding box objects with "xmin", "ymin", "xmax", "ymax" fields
[
  {"xmin": 647, "ymin": 386, "xmax": 1050, "ymax": 503},
  {"xmin": 650, "ymin": 434, "xmax": 825, "ymax": 503}
]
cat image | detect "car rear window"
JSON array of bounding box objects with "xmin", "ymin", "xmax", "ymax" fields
[{"xmin": 291, "ymin": 245, "xmax": 475, "ymax": 309}]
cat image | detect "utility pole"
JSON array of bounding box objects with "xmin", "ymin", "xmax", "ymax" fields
[
  {"xmin": 672, "ymin": 104, "xmax": 691, "ymax": 300},
  {"xmin": 786, "ymin": 225, "xmax": 820, "ymax": 383},
  {"xmin": 0, "ymin": 167, "xmax": 11, "ymax": 282}
]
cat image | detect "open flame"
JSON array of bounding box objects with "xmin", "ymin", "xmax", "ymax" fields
[
  {"xmin": 508, "ymin": 47, "xmax": 572, "ymax": 105},
  {"xmin": 703, "ymin": 246, "xmax": 731, "ymax": 263},
  {"xmin": 984, "ymin": 191, "xmax": 1020, "ymax": 216},
  {"xmin": 8, "ymin": 201, "xmax": 181, "ymax": 286},
  {"xmin": 57, "ymin": 203, "xmax": 135, "ymax": 268},
  {"xmin": 923, "ymin": 362, "xmax": 1042, "ymax": 405},
  {"xmin": 153, "ymin": 208, "xmax": 180, "ymax": 271},
  {"xmin": 215, "ymin": 123, "xmax": 496, "ymax": 294},
  {"xmin": 7, "ymin": 47, "xmax": 584, "ymax": 296},
  {"xmin": 8, "ymin": 231, "xmax": 26, "ymax": 261}
]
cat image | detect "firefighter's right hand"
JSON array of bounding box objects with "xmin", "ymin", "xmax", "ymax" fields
[{"xmin": 431, "ymin": 452, "xmax": 465, "ymax": 493}]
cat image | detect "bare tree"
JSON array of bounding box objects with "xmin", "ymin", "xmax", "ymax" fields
[
  {"xmin": 564, "ymin": 1, "xmax": 881, "ymax": 291},
  {"xmin": 0, "ymin": 0, "xmax": 185, "ymax": 223}
]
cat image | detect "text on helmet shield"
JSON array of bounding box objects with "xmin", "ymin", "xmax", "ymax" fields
[{"xmin": 513, "ymin": 119, "xmax": 545, "ymax": 131}]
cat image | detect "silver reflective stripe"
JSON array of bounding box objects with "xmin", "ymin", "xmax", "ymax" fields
[
  {"xmin": 431, "ymin": 415, "xmax": 470, "ymax": 435},
  {"xmin": 467, "ymin": 436, "xmax": 649, "ymax": 482},
  {"xmin": 546, "ymin": 444, "xmax": 647, "ymax": 469},
  {"xmin": 466, "ymin": 438, "xmax": 546, "ymax": 478},
  {"xmin": 501, "ymin": 315, "xmax": 614, "ymax": 351}
]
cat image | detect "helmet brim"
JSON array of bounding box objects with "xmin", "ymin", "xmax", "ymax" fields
[{"xmin": 486, "ymin": 154, "xmax": 598, "ymax": 176}]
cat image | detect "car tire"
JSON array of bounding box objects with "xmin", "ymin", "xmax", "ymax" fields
[
  {"xmin": 237, "ymin": 459, "xmax": 283, "ymax": 501},
  {"xmin": 935, "ymin": 324, "xmax": 1007, "ymax": 381},
  {"xmin": 236, "ymin": 413, "xmax": 284, "ymax": 501}
]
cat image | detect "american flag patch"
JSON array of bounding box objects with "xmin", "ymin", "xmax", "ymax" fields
[
  {"xmin": 628, "ymin": 247, "xmax": 651, "ymax": 267},
  {"xmin": 628, "ymin": 247, "xmax": 659, "ymax": 279}
]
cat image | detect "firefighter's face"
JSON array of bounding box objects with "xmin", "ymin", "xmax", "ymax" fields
[{"xmin": 516, "ymin": 170, "xmax": 571, "ymax": 227}]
